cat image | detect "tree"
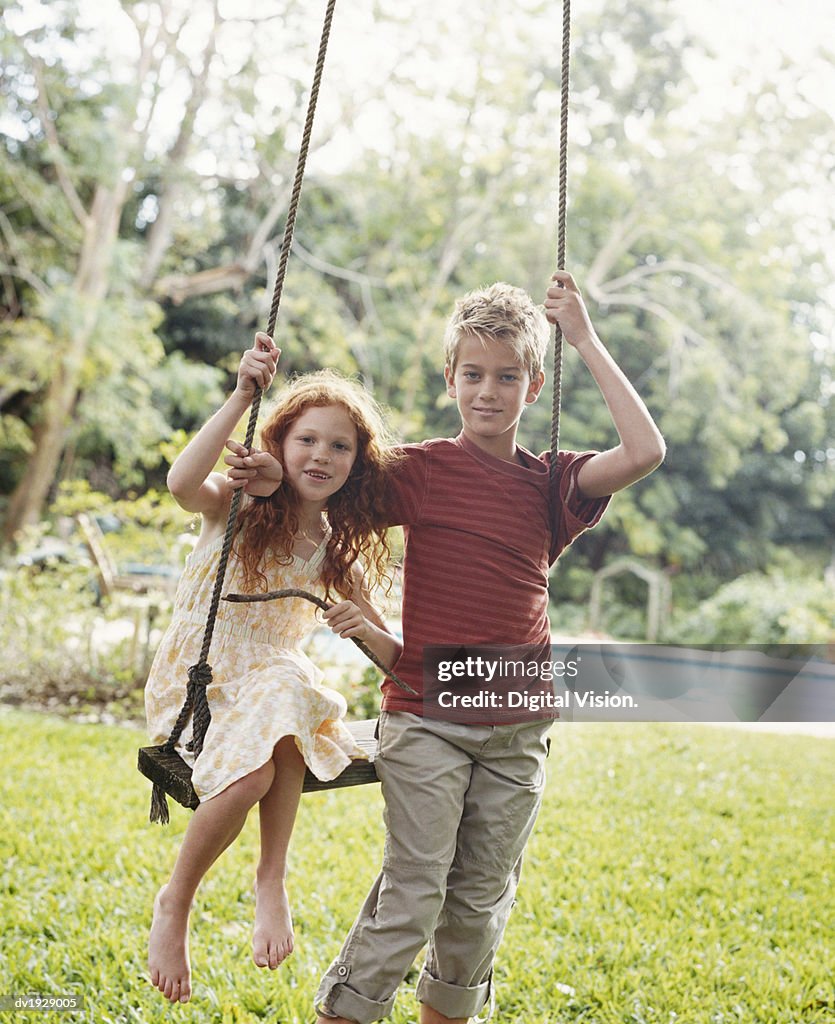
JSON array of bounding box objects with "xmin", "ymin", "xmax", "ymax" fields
[
  {"xmin": 2, "ymin": 0, "xmax": 831, "ymax": 604},
  {"xmin": 1, "ymin": 0, "xmax": 215, "ymax": 538},
  {"xmin": 0, "ymin": 0, "xmax": 334, "ymax": 540}
]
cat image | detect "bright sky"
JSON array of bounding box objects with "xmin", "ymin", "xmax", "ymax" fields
[
  {"xmin": 685, "ymin": 0, "xmax": 828, "ymax": 66},
  {"xmin": 679, "ymin": 0, "xmax": 833, "ymax": 115},
  {"xmin": 7, "ymin": 0, "xmax": 831, "ymax": 149}
]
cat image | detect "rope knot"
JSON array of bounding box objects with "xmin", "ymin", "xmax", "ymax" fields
[
  {"xmin": 187, "ymin": 662, "xmax": 213, "ymax": 689},
  {"xmin": 186, "ymin": 661, "xmax": 213, "ymax": 758}
]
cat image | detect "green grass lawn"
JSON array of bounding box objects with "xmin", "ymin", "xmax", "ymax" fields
[{"xmin": 1, "ymin": 708, "xmax": 833, "ymax": 1024}]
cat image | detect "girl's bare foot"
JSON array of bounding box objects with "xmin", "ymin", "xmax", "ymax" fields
[
  {"xmin": 148, "ymin": 884, "xmax": 192, "ymax": 1003},
  {"xmin": 252, "ymin": 876, "xmax": 294, "ymax": 969}
]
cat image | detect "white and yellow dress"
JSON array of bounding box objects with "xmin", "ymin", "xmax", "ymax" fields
[{"xmin": 144, "ymin": 532, "xmax": 363, "ymax": 802}]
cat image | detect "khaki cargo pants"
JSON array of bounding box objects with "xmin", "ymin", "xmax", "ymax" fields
[{"xmin": 315, "ymin": 710, "xmax": 551, "ymax": 1022}]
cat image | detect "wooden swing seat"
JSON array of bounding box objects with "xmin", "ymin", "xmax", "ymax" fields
[{"xmin": 138, "ymin": 717, "xmax": 379, "ymax": 810}]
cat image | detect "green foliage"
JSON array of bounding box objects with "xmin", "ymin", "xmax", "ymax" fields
[
  {"xmin": 51, "ymin": 481, "xmax": 192, "ymax": 562},
  {"xmin": 0, "ymin": 486, "xmax": 191, "ymax": 708},
  {"xmin": 149, "ymin": 352, "xmax": 226, "ymax": 432},
  {"xmin": 549, "ymin": 601, "xmax": 591, "ymax": 640},
  {"xmin": 0, "ymin": 320, "xmax": 56, "ymax": 493},
  {"xmin": 343, "ymin": 665, "xmax": 384, "ymax": 720},
  {"xmin": 672, "ymin": 572, "xmax": 835, "ymax": 652},
  {"xmin": 161, "ymin": 291, "xmax": 252, "ymax": 366},
  {"xmin": 1, "ymin": 710, "xmax": 833, "ymax": 1022},
  {"xmin": 0, "ymin": 319, "xmax": 53, "ymax": 397},
  {"xmin": 0, "ymin": 539, "xmax": 160, "ymax": 712},
  {"xmin": 1, "ymin": 0, "xmax": 832, "ymax": 625},
  {"xmin": 269, "ymin": 264, "xmax": 362, "ymax": 379},
  {"xmin": 0, "ymin": 544, "xmax": 100, "ymax": 691},
  {"xmin": 0, "ymin": 413, "xmax": 34, "ymax": 491}
]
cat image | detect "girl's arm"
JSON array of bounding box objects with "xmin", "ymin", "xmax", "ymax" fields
[
  {"xmin": 323, "ymin": 572, "xmax": 403, "ymax": 672},
  {"xmin": 544, "ymin": 271, "xmax": 666, "ymax": 499},
  {"xmin": 167, "ymin": 333, "xmax": 280, "ymax": 531}
]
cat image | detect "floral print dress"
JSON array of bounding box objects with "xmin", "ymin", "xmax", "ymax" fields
[{"xmin": 145, "ymin": 532, "xmax": 363, "ymax": 801}]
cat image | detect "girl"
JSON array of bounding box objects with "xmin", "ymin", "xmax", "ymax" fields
[{"xmin": 146, "ymin": 333, "xmax": 400, "ymax": 1004}]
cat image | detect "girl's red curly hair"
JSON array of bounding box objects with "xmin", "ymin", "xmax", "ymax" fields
[{"xmin": 233, "ymin": 369, "xmax": 399, "ymax": 600}]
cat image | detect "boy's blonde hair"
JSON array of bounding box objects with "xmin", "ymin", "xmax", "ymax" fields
[{"xmin": 443, "ymin": 282, "xmax": 549, "ymax": 378}]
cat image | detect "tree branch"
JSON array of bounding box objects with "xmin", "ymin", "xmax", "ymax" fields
[
  {"xmin": 585, "ymin": 285, "xmax": 711, "ymax": 349},
  {"xmin": 0, "ymin": 262, "xmax": 50, "ymax": 299},
  {"xmin": 151, "ymin": 177, "xmax": 292, "ymax": 303},
  {"xmin": 0, "ymin": 211, "xmax": 51, "ymax": 299},
  {"xmin": 289, "ymin": 237, "xmax": 387, "ymax": 288},
  {"xmin": 2, "ymin": 168, "xmax": 79, "ymax": 247},
  {"xmin": 30, "ymin": 59, "xmax": 90, "ymax": 229},
  {"xmin": 286, "ymin": 237, "xmax": 387, "ymax": 383},
  {"xmin": 153, "ymin": 263, "xmax": 251, "ymax": 304},
  {"xmin": 241, "ymin": 186, "xmax": 293, "ymax": 273},
  {"xmin": 600, "ymin": 258, "xmax": 742, "ymax": 298},
  {"xmin": 140, "ymin": 0, "xmax": 220, "ymax": 287},
  {"xmin": 586, "ymin": 208, "xmax": 646, "ymax": 291}
]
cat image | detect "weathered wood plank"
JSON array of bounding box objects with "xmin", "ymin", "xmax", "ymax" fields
[{"xmin": 138, "ymin": 718, "xmax": 379, "ymax": 809}]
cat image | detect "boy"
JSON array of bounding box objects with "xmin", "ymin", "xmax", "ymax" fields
[{"xmin": 314, "ymin": 270, "xmax": 665, "ymax": 1024}]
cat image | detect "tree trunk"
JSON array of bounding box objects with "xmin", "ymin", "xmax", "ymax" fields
[
  {"xmin": 2, "ymin": 183, "xmax": 125, "ymax": 544},
  {"xmin": 2, "ymin": 326, "xmax": 90, "ymax": 540}
]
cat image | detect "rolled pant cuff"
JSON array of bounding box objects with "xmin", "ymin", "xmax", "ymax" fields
[
  {"xmin": 316, "ymin": 967, "xmax": 396, "ymax": 1024},
  {"xmin": 416, "ymin": 969, "xmax": 490, "ymax": 1019}
]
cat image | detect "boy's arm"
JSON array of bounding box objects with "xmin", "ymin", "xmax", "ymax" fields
[
  {"xmin": 167, "ymin": 333, "xmax": 280, "ymax": 525},
  {"xmin": 545, "ymin": 271, "xmax": 666, "ymax": 500}
]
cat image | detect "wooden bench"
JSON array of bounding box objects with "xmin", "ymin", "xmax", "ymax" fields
[
  {"xmin": 138, "ymin": 718, "xmax": 379, "ymax": 810},
  {"xmin": 76, "ymin": 512, "xmax": 182, "ymax": 674},
  {"xmin": 76, "ymin": 512, "xmax": 178, "ymax": 599}
]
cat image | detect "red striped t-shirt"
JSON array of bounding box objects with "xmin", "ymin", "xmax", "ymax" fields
[{"xmin": 381, "ymin": 432, "xmax": 610, "ymax": 713}]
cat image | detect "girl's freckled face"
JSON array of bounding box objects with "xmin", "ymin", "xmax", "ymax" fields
[{"xmin": 281, "ymin": 405, "xmax": 358, "ymax": 506}]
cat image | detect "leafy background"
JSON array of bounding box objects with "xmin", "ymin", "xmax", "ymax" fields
[{"xmin": 0, "ymin": 2, "xmax": 833, "ymax": 1019}]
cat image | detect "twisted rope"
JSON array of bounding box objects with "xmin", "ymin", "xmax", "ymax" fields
[
  {"xmin": 197, "ymin": 0, "xmax": 338, "ymax": 688},
  {"xmin": 224, "ymin": 587, "xmax": 417, "ymax": 696},
  {"xmin": 550, "ymin": 0, "xmax": 571, "ymax": 485},
  {"xmin": 150, "ymin": 0, "xmax": 338, "ymax": 823}
]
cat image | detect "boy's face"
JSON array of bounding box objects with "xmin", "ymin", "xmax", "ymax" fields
[{"xmin": 444, "ymin": 334, "xmax": 544, "ymax": 459}]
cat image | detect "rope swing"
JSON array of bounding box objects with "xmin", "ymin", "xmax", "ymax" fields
[
  {"xmin": 138, "ymin": 0, "xmax": 572, "ymax": 821},
  {"xmin": 550, "ymin": 0, "xmax": 571, "ymax": 478},
  {"xmin": 140, "ymin": 0, "xmax": 341, "ymax": 824}
]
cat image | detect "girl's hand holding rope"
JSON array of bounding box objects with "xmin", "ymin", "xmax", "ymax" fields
[
  {"xmin": 225, "ymin": 333, "xmax": 284, "ymax": 498},
  {"xmin": 235, "ymin": 332, "xmax": 280, "ymax": 401}
]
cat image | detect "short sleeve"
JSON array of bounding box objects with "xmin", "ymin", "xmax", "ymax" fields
[
  {"xmin": 544, "ymin": 450, "xmax": 611, "ymax": 564},
  {"xmin": 383, "ymin": 444, "xmax": 430, "ymax": 527}
]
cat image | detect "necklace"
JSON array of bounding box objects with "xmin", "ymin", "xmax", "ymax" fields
[{"xmin": 297, "ymin": 515, "xmax": 327, "ymax": 547}]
